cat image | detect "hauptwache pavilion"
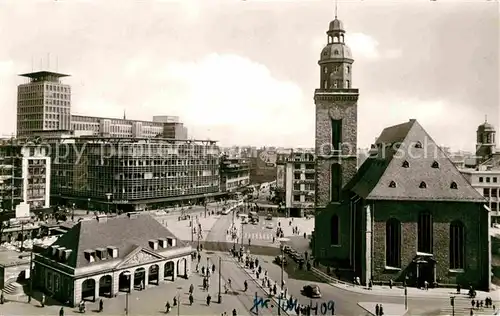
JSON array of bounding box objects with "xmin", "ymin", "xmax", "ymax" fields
[{"xmin": 33, "ymin": 213, "xmax": 192, "ymax": 306}]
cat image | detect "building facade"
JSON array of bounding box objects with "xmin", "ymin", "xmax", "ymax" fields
[
  {"xmin": 0, "ymin": 140, "xmax": 50, "ymax": 211},
  {"xmin": 47, "ymin": 137, "xmax": 221, "ymax": 211},
  {"xmin": 33, "ymin": 214, "xmax": 192, "ymax": 306},
  {"xmin": 460, "ymin": 167, "xmax": 500, "ymax": 222},
  {"xmin": 249, "ymin": 148, "xmax": 277, "ymax": 184},
  {"xmin": 312, "ymin": 16, "xmax": 490, "ymax": 290},
  {"xmin": 277, "ymin": 150, "xmax": 315, "ymax": 217},
  {"xmin": 219, "ymin": 156, "xmax": 250, "ymax": 193},
  {"xmin": 17, "ymin": 71, "xmax": 71, "ymax": 137}
]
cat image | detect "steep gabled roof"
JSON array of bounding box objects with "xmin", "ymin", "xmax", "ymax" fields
[
  {"xmin": 50, "ymin": 214, "xmax": 182, "ymax": 268},
  {"xmin": 350, "ymin": 119, "xmax": 485, "ymax": 202}
]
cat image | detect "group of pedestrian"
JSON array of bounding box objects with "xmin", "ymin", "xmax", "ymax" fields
[
  {"xmin": 471, "ymin": 297, "xmax": 495, "ymax": 310},
  {"xmin": 375, "ymin": 304, "xmax": 384, "ymax": 316}
]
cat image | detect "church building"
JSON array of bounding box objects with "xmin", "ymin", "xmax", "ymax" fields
[{"xmin": 312, "ymin": 15, "xmax": 491, "ymax": 290}]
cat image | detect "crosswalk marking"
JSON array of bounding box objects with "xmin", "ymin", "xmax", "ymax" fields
[
  {"xmin": 438, "ymin": 298, "xmax": 494, "ymax": 316},
  {"xmin": 225, "ymin": 232, "xmax": 274, "ymax": 241}
]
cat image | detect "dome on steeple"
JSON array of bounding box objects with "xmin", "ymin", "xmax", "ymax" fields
[
  {"xmin": 329, "ymin": 18, "xmax": 345, "ymax": 33},
  {"xmin": 320, "ymin": 43, "xmax": 353, "ymax": 61},
  {"xmin": 477, "ymin": 118, "xmax": 496, "ymax": 132}
]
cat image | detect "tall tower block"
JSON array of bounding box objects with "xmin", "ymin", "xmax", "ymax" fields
[
  {"xmin": 314, "ymin": 16, "xmax": 359, "ymax": 209},
  {"xmin": 17, "ymin": 71, "xmax": 71, "ymax": 137}
]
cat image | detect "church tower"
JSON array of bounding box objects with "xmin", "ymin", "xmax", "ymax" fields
[
  {"xmin": 476, "ymin": 117, "xmax": 496, "ymax": 162},
  {"xmin": 314, "ymin": 14, "xmax": 359, "ymax": 209}
]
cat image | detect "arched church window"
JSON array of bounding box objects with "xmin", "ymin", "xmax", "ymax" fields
[
  {"xmin": 346, "ymin": 66, "xmax": 350, "ymax": 74},
  {"xmin": 323, "ymin": 81, "xmax": 328, "ymax": 89},
  {"xmin": 345, "ymin": 80, "xmax": 350, "ymax": 89},
  {"xmin": 324, "ymin": 67, "xmax": 328, "ymax": 74},
  {"xmin": 334, "ymin": 49, "xmax": 339, "ymax": 55},
  {"xmin": 386, "ymin": 218, "xmax": 401, "ymax": 268},
  {"xmin": 449, "ymin": 221, "xmax": 465, "ymax": 269}
]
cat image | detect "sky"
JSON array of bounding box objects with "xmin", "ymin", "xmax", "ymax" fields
[{"xmin": 0, "ymin": 0, "xmax": 498, "ymax": 150}]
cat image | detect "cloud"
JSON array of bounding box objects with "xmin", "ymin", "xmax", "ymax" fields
[
  {"xmin": 358, "ymin": 95, "xmax": 479, "ymax": 151},
  {"xmin": 150, "ymin": 53, "xmax": 309, "ymax": 145},
  {"xmin": 346, "ymin": 33, "xmax": 402, "ymax": 61}
]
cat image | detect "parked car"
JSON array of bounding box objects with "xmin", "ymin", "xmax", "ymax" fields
[
  {"xmin": 274, "ymin": 255, "xmax": 287, "ymax": 266},
  {"xmin": 266, "ymin": 223, "xmax": 274, "ymax": 229},
  {"xmin": 266, "ymin": 214, "xmax": 273, "ymax": 220},
  {"xmin": 302, "ymin": 284, "xmax": 321, "ymax": 298}
]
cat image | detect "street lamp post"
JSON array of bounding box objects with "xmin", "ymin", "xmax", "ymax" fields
[
  {"xmin": 276, "ymin": 237, "xmax": 290, "ymax": 316},
  {"xmin": 218, "ymin": 256, "xmax": 222, "ymax": 303},
  {"xmin": 124, "ymin": 271, "xmax": 131, "ymax": 315},
  {"xmin": 404, "ymin": 285, "xmax": 408, "ymax": 310},
  {"xmin": 105, "ymin": 193, "xmax": 112, "ymax": 214},
  {"xmin": 18, "ymin": 249, "xmax": 34, "ymax": 303},
  {"xmin": 450, "ymin": 296, "xmax": 455, "ymax": 316}
]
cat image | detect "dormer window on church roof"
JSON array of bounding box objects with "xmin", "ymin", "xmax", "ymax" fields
[
  {"xmin": 419, "ymin": 182, "xmax": 427, "ymax": 189},
  {"xmin": 415, "ymin": 141, "xmax": 423, "ymax": 149},
  {"xmin": 432, "ymin": 161, "xmax": 439, "ymax": 168},
  {"xmin": 389, "ymin": 181, "xmax": 397, "ymax": 188},
  {"xmin": 450, "ymin": 182, "xmax": 458, "ymax": 189},
  {"xmin": 402, "ymin": 161, "xmax": 409, "ymax": 168}
]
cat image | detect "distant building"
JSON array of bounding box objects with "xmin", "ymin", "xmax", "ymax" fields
[
  {"xmin": 16, "ymin": 71, "xmax": 71, "ymax": 137},
  {"xmin": 277, "ymin": 150, "xmax": 315, "ymax": 217},
  {"xmin": 16, "ymin": 70, "xmax": 188, "ymax": 140},
  {"xmin": 0, "ymin": 140, "xmax": 50, "ymax": 211},
  {"xmin": 475, "ymin": 119, "xmax": 500, "ymax": 168},
  {"xmin": 460, "ymin": 166, "xmax": 500, "ymax": 222},
  {"xmin": 33, "ymin": 214, "xmax": 192, "ymax": 307},
  {"xmin": 249, "ymin": 148, "xmax": 278, "ymax": 184},
  {"xmin": 219, "ymin": 156, "xmax": 250, "ymax": 193}
]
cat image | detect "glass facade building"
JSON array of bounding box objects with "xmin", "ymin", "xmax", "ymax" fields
[{"xmin": 48, "ymin": 137, "xmax": 221, "ymax": 210}]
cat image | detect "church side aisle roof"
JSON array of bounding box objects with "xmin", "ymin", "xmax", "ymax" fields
[{"xmin": 349, "ymin": 119, "xmax": 486, "ymax": 202}]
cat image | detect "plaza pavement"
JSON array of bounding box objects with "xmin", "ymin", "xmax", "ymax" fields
[{"xmin": 0, "ymin": 251, "xmax": 259, "ymax": 315}]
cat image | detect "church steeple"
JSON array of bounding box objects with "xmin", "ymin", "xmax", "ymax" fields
[
  {"xmin": 476, "ymin": 116, "xmax": 496, "ymax": 160},
  {"xmin": 318, "ymin": 8, "xmax": 354, "ymax": 90}
]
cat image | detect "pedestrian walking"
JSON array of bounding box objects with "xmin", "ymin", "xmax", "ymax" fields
[
  {"xmin": 375, "ymin": 304, "xmax": 380, "ymax": 316},
  {"xmin": 189, "ymin": 293, "xmax": 194, "ymax": 305},
  {"xmin": 41, "ymin": 293, "xmax": 46, "ymax": 307},
  {"xmin": 59, "ymin": 307, "xmax": 64, "ymax": 316},
  {"xmin": 99, "ymin": 298, "xmax": 103, "ymax": 312},
  {"xmin": 379, "ymin": 304, "xmax": 384, "ymax": 316}
]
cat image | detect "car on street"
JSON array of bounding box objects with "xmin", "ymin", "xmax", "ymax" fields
[
  {"xmin": 274, "ymin": 255, "xmax": 287, "ymax": 266},
  {"xmin": 266, "ymin": 223, "xmax": 274, "ymax": 229},
  {"xmin": 302, "ymin": 284, "xmax": 321, "ymax": 298},
  {"xmin": 283, "ymin": 245, "xmax": 292, "ymax": 254}
]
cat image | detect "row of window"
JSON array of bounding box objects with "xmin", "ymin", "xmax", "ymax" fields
[
  {"xmin": 484, "ymin": 188, "xmax": 499, "ymax": 198},
  {"xmin": 323, "ymin": 79, "xmax": 351, "ymax": 89},
  {"xmin": 329, "ymin": 214, "xmax": 465, "ymax": 269},
  {"xmin": 402, "ymin": 160, "xmax": 440, "ymax": 169},
  {"xmin": 323, "ymin": 65, "xmax": 350, "ymax": 74},
  {"xmin": 19, "ymin": 84, "xmax": 70, "ymax": 93},
  {"xmin": 389, "ymin": 181, "xmax": 458, "ymax": 189},
  {"xmin": 293, "ymin": 183, "xmax": 315, "ymax": 191},
  {"xmin": 479, "ymin": 176, "xmax": 498, "ymax": 183},
  {"xmin": 294, "ymin": 173, "xmax": 315, "ymax": 180}
]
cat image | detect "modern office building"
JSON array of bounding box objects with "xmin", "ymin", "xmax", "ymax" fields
[
  {"xmin": 460, "ymin": 166, "xmax": 500, "ymax": 222},
  {"xmin": 276, "ymin": 150, "xmax": 315, "ymax": 217},
  {"xmin": 17, "ymin": 71, "xmax": 71, "ymax": 137},
  {"xmin": 0, "ymin": 139, "xmax": 51, "ymax": 211},
  {"xmin": 219, "ymin": 156, "xmax": 250, "ymax": 193},
  {"xmin": 16, "ymin": 70, "xmax": 188, "ymax": 140},
  {"xmin": 47, "ymin": 137, "xmax": 221, "ymax": 211}
]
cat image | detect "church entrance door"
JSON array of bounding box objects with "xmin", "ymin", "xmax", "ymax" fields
[{"xmin": 417, "ymin": 261, "xmax": 434, "ymax": 288}]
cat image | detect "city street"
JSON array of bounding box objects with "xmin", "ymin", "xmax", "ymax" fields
[{"xmin": 204, "ymin": 212, "xmax": 491, "ymax": 316}]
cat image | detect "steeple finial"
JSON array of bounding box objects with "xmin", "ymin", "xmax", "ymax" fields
[
  {"xmin": 485, "ymin": 114, "xmax": 488, "ymax": 123},
  {"xmin": 123, "ymin": 110, "xmax": 126, "ymax": 120},
  {"xmin": 335, "ymin": 0, "xmax": 338, "ymax": 18}
]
